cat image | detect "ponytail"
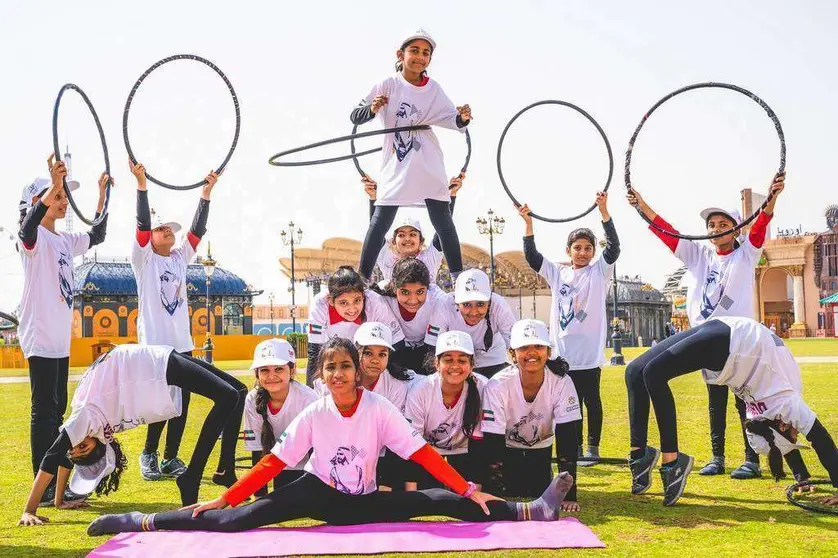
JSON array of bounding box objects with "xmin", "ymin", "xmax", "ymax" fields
[
  {"xmin": 546, "ymin": 356, "xmax": 570, "ymax": 376},
  {"xmin": 387, "ymin": 357, "xmax": 414, "ymax": 382},
  {"xmin": 744, "ymin": 418, "xmax": 789, "ymax": 481},
  {"xmin": 254, "ymin": 386, "xmax": 276, "ymax": 454},
  {"xmin": 96, "ymin": 438, "xmax": 127, "ymax": 497},
  {"xmin": 462, "ymin": 373, "xmax": 480, "ymax": 439},
  {"xmin": 482, "ymin": 298, "xmax": 494, "ymax": 351}
]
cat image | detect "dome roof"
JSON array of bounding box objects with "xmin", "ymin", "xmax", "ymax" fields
[
  {"xmin": 606, "ymin": 277, "xmax": 667, "ymax": 304},
  {"xmin": 74, "ymin": 260, "xmax": 251, "ymax": 296}
]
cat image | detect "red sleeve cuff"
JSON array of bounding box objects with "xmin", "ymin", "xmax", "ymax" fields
[
  {"xmin": 409, "ymin": 444, "xmax": 469, "ymax": 495},
  {"xmin": 748, "ymin": 211, "xmax": 773, "ymax": 248},
  {"xmin": 187, "ymin": 232, "xmax": 201, "ymax": 251},
  {"xmin": 650, "ymin": 215, "xmax": 680, "ymax": 253},
  {"xmin": 223, "ymin": 453, "xmax": 286, "ymax": 507},
  {"xmin": 136, "ymin": 230, "xmax": 151, "ymax": 247}
]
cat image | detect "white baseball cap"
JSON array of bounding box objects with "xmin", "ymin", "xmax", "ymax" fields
[
  {"xmin": 510, "ymin": 319, "xmax": 552, "ymax": 350},
  {"xmin": 454, "ymin": 269, "xmax": 491, "ymax": 304},
  {"xmin": 746, "ymin": 427, "xmax": 808, "ymax": 457},
  {"xmin": 19, "ymin": 177, "xmax": 80, "ymax": 211},
  {"xmin": 353, "ymin": 321, "xmax": 394, "ymax": 350},
  {"xmin": 250, "ymin": 339, "xmax": 296, "ymax": 370},
  {"xmin": 435, "ymin": 330, "xmax": 474, "ymax": 356},
  {"xmin": 700, "ymin": 207, "xmax": 742, "ymax": 226},
  {"xmin": 400, "ymin": 28, "xmax": 436, "ymax": 50},
  {"xmin": 70, "ymin": 442, "xmax": 115, "ymax": 495},
  {"xmin": 150, "ymin": 211, "xmax": 182, "ymax": 233},
  {"xmin": 392, "ymin": 216, "xmax": 423, "ymax": 236}
]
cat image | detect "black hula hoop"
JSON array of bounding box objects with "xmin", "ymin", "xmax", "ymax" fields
[
  {"xmin": 123, "ymin": 54, "xmax": 241, "ymax": 191},
  {"xmin": 350, "ymin": 123, "xmax": 472, "ymax": 178},
  {"xmin": 497, "ymin": 100, "xmax": 614, "ymax": 223},
  {"xmin": 267, "ymin": 125, "xmax": 430, "ymax": 167},
  {"xmin": 0, "ymin": 311, "xmax": 19, "ymax": 330},
  {"xmin": 625, "ymin": 82, "xmax": 786, "ymax": 241},
  {"xmin": 52, "ymin": 84, "xmax": 111, "ymax": 227},
  {"xmin": 786, "ymin": 480, "xmax": 838, "ymax": 515}
]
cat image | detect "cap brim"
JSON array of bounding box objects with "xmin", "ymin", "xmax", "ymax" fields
[
  {"xmin": 700, "ymin": 207, "xmax": 738, "ymax": 224},
  {"xmin": 455, "ymin": 292, "xmax": 491, "ymax": 304},
  {"xmin": 354, "ymin": 335, "xmax": 394, "ymax": 351},
  {"xmin": 66, "ymin": 180, "xmax": 81, "ymax": 192},
  {"xmin": 402, "ymin": 35, "xmax": 436, "ymax": 50},
  {"xmin": 153, "ymin": 222, "xmax": 182, "ymax": 233},
  {"xmin": 70, "ymin": 444, "xmax": 115, "ymax": 495},
  {"xmin": 250, "ymin": 357, "xmax": 293, "ymax": 370},
  {"xmin": 511, "ymin": 339, "xmax": 552, "ymax": 350}
]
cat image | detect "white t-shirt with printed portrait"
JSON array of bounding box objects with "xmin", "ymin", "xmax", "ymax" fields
[
  {"xmin": 423, "ymin": 293, "xmax": 516, "ymax": 368},
  {"xmin": 538, "ymin": 256, "xmax": 613, "ymax": 370},
  {"xmin": 242, "ymin": 381, "xmax": 319, "ymax": 470},
  {"xmin": 481, "ymin": 365, "xmax": 581, "ymax": 450},
  {"xmin": 676, "ymin": 237, "xmax": 762, "ymax": 325},
  {"xmin": 385, "ymin": 284, "xmax": 448, "ymax": 348},
  {"xmin": 361, "ymin": 74, "xmax": 464, "ymax": 207},
  {"xmin": 270, "ymin": 390, "xmax": 425, "ymax": 495},
  {"xmin": 703, "ymin": 317, "xmax": 817, "ymax": 435},
  {"xmin": 404, "ymin": 372, "xmax": 487, "ymax": 456},
  {"xmin": 131, "ymin": 234, "xmax": 197, "ymax": 353},
  {"xmin": 376, "ymin": 245, "xmax": 444, "ymax": 283},
  {"xmin": 307, "ymin": 290, "xmax": 405, "ymax": 347},
  {"xmin": 61, "ymin": 345, "xmax": 179, "ymax": 446},
  {"xmin": 17, "ymin": 227, "xmax": 90, "ymax": 358}
]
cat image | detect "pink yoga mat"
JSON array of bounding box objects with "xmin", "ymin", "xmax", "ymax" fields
[{"xmin": 88, "ymin": 519, "xmax": 604, "ymax": 556}]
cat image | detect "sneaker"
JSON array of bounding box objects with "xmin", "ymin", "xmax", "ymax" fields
[
  {"xmin": 730, "ymin": 461, "xmax": 762, "ymax": 480},
  {"xmin": 160, "ymin": 457, "xmax": 188, "ymax": 478},
  {"xmin": 660, "ymin": 452, "xmax": 694, "ymax": 506},
  {"xmin": 63, "ymin": 488, "xmax": 89, "ymax": 502},
  {"xmin": 39, "ymin": 485, "xmax": 56, "ymax": 507},
  {"xmin": 629, "ymin": 446, "xmax": 661, "ymax": 495},
  {"xmin": 139, "ymin": 450, "xmax": 162, "ymax": 481},
  {"xmin": 698, "ymin": 456, "xmax": 725, "ymax": 476},
  {"xmin": 578, "ymin": 446, "xmax": 600, "ymax": 468}
]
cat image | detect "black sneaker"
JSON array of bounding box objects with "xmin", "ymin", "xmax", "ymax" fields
[
  {"xmin": 160, "ymin": 457, "xmax": 188, "ymax": 478},
  {"xmin": 660, "ymin": 452, "xmax": 694, "ymax": 506},
  {"xmin": 139, "ymin": 450, "xmax": 162, "ymax": 481},
  {"xmin": 39, "ymin": 485, "xmax": 56, "ymax": 507},
  {"xmin": 698, "ymin": 456, "xmax": 725, "ymax": 476},
  {"xmin": 730, "ymin": 461, "xmax": 762, "ymax": 480},
  {"xmin": 629, "ymin": 446, "xmax": 661, "ymax": 495},
  {"xmin": 63, "ymin": 488, "xmax": 88, "ymax": 502}
]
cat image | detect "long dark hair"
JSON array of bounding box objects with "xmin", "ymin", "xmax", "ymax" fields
[
  {"xmin": 425, "ymin": 351, "xmax": 480, "ymax": 438},
  {"xmin": 253, "ymin": 363, "xmax": 297, "ymax": 454},
  {"xmin": 372, "ymin": 257, "xmax": 431, "ymax": 301},
  {"xmin": 316, "ymin": 337, "xmax": 361, "ymax": 384},
  {"xmin": 744, "ymin": 419, "xmax": 791, "ymax": 481},
  {"xmin": 328, "ymin": 266, "xmax": 368, "ymax": 323},
  {"xmin": 395, "ymin": 39, "xmax": 433, "ymax": 75},
  {"xmin": 70, "ymin": 438, "xmax": 128, "ymax": 497}
]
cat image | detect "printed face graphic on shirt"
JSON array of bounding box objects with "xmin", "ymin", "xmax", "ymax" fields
[
  {"xmin": 508, "ymin": 411, "xmax": 545, "ymax": 447},
  {"xmin": 329, "ymin": 445, "xmax": 367, "ymax": 495},
  {"xmin": 428, "ymin": 421, "xmax": 458, "ymax": 450},
  {"xmin": 57, "ymin": 250, "xmax": 73, "ymax": 308},
  {"xmin": 159, "ymin": 270, "xmax": 184, "ymax": 316},
  {"xmin": 700, "ymin": 269, "xmax": 734, "ymax": 319},
  {"xmin": 557, "ymin": 283, "xmax": 579, "ymax": 330},
  {"xmin": 394, "ymin": 101, "xmax": 422, "ymax": 161}
]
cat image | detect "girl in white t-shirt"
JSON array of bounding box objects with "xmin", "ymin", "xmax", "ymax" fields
[
  {"xmin": 363, "ymin": 173, "xmax": 464, "ymax": 283},
  {"xmin": 129, "ymin": 161, "xmax": 220, "ymax": 483},
  {"xmin": 625, "ymin": 316, "xmax": 838, "ymax": 507},
  {"xmin": 371, "ymin": 257, "xmax": 448, "ymax": 373},
  {"xmin": 517, "ymin": 193, "xmax": 619, "ymax": 465},
  {"xmin": 88, "ymin": 337, "xmax": 577, "ymax": 535},
  {"xmin": 19, "ymin": 344, "xmax": 247, "ymax": 526},
  {"xmin": 404, "ymin": 331, "xmax": 487, "ymax": 490},
  {"xmin": 305, "ymin": 266, "xmax": 405, "ymax": 386},
  {"xmin": 628, "ymin": 174, "xmax": 785, "ymax": 480},
  {"xmin": 481, "ymin": 320, "xmax": 582, "ymax": 511},
  {"xmin": 17, "ymin": 155, "xmax": 109, "ymax": 502},
  {"xmin": 424, "ymin": 269, "xmax": 516, "ymax": 378},
  {"xmin": 352, "ymin": 29, "xmax": 471, "ymax": 281},
  {"xmin": 243, "ymin": 339, "xmax": 318, "ymax": 497}
]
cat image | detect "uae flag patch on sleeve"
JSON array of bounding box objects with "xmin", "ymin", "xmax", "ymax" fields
[
  {"xmin": 243, "ymin": 429, "xmax": 255, "ymax": 442},
  {"xmin": 309, "ymin": 323, "xmax": 323, "ymax": 335},
  {"xmin": 426, "ymin": 324, "xmax": 440, "ymax": 339},
  {"xmin": 482, "ymin": 409, "xmax": 495, "ymax": 422}
]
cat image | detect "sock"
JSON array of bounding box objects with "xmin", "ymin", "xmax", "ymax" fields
[
  {"xmin": 630, "ymin": 448, "xmax": 646, "ymax": 461},
  {"xmin": 212, "ymin": 469, "xmax": 238, "ymax": 488},
  {"xmin": 586, "ymin": 446, "xmax": 600, "ymax": 456},
  {"xmin": 87, "ymin": 512, "xmax": 154, "ymax": 536},
  {"xmin": 661, "ymin": 457, "xmax": 677, "ymax": 469},
  {"xmin": 515, "ymin": 472, "xmax": 574, "ymax": 521}
]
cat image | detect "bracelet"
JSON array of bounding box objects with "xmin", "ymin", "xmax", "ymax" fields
[{"xmin": 462, "ymin": 481, "xmax": 478, "ymax": 498}]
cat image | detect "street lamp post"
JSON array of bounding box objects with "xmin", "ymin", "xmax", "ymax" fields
[
  {"xmin": 600, "ymin": 239, "xmax": 624, "ymax": 365},
  {"xmin": 281, "ymin": 222, "xmax": 303, "ymax": 333},
  {"xmin": 476, "ymin": 209, "xmax": 505, "ymax": 291},
  {"xmin": 268, "ymin": 292, "xmax": 275, "ymax": 334},
  {"xmin": 516, "ymin": 272, "xmax": 524, "ymax": 319},
  {"xmin": 201, "ymin": 243, "xmax": 217, "ymax": 364}
]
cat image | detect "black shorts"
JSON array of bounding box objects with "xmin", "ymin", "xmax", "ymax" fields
[
  {"xmin": 502, "ymin": 446, "xmax": 553, "ymax": 498},
  {"xmin": 403, "ymin": 451, "xmax": 481, "ymax": 488}
]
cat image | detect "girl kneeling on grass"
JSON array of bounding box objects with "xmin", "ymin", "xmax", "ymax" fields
[
  {"xmin": 18, "ymin": 345, "xmax": 246, "ymax": 526},
  {"xmin": 87, "ymin": 337, "xmax": 575, "ymax": 536}
]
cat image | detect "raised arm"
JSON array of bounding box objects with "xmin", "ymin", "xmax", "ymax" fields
[
  {"xmin": 517, "ymin": 203, "xmax": 545, "ymax": 271},
  {"xmin": 627, "ymin": 187, "xmax": 680, "ymax": 253},
  {"xmin": 596, "ymin": 191, "xmax": 620, "ymax": 265},
  {"xmin": 87, "ymin": 172, "xmax": 110, "ymax": 248}
]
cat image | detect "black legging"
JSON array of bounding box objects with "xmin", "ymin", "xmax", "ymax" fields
[
  {"xmin": 145, "ymin": 351, "xmax": 193, "ymax": 460},
  {"xmin": 706, "ymin": 383, "xmax": 759, "ymax": 463},
  {"xmin": 151, "ymin": 473, "xmax": 516, "ymax": 532},
  {"xmin": 567, "ymin": 368, "xmax": 603, "ymax": 448},
  {"xmin": 625, "ymin": 320, "xmax": 730, "ymax": 453},
  {"xmin": 359, "ymin": 200, "xmax": 462, "ymax": 279},
  {"xmin": 28, "ymin": 356, "xmax": 69, "ymax": 477},
  {"xmin": 165, "ymin": 353, "xmax": 247, "ymax": 480},
  {"xmin": 474, "ymin": 363, "xmax": 508, "ymax": 379}
]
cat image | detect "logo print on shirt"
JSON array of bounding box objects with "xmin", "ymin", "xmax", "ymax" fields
[
  {"xmin": 57, "ymin": 250, "xmax": 73, "ymax": 308},
  {"xmin": 370, "ymin": 323, "xmax": 386, "ymax": 340},
  {"xmin": 428, "ymin": 421, "xmax": 458, "ymax": 450},
  {"xmin": 329, "ymin": 445, "xmax": 367, "ymax": 495},
  {"xmin": 394, "ymin": 102, "xmax": 422, "ymax": 161},
  {"xmin": 508, "ymin": 411, "xmax": 545, "ymax": 447},
  {"xmin": 159, "ymin": 270, "xmax": 184, "ymax": 316}
]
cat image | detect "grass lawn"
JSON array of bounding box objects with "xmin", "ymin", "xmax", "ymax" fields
[{"xmin": 0, "ymin": 362, "xmax": 836, "ymax": 557}]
